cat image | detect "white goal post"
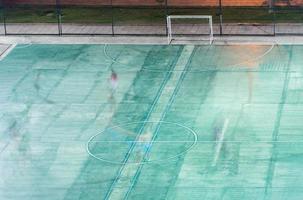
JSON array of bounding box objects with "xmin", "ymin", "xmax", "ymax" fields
[{"xmin": 167, "ymin": 15, "xmax": 214, "ymax": 44}]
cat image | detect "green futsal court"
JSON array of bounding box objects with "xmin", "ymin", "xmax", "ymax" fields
[{"xmin": 0, "ymin": 44, "xmax": 303, "ymax": 200}]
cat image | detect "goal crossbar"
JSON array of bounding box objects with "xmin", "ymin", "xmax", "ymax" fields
[{"xmin": 167, "ymin": 15, "xmax": 214, "ymax": 44}]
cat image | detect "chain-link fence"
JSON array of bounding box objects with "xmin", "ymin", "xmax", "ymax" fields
[{"xmin": 0, "ymin": 0, "xmax": 302, "ymax": 36}]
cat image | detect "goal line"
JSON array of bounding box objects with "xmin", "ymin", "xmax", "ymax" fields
[{"xmin": 167, "ymin": 15, "xmax": 214, "ymax": 44}]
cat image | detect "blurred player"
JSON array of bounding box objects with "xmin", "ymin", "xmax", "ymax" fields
[{"xmin": 110, "ymin": 69, "xmax": 118, "ymax": 95}]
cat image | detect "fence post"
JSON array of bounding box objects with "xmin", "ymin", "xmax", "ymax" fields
[
  {"xmin": 2, "ymin": 0, "xmax": 7, "ymax": 35},
  {"xmin": 165, "ymin": 0, "xmax": 168, "ymax": 36},
  {"xmin": 111, "ymin": 0, "xmax": 114, "ymax": 36},
  {"xmin": 56, "ymin": 0, "xmax": 62, "ymax": 35},
  {"xmin": 272, "ymin": 0, "xmax": 276, "ymax": 36},
  {"xmin": 218, "ymin": 0, "xmax": 223, "ymax": 35}
]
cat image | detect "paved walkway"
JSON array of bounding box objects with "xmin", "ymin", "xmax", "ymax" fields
[
  {"xmin": 1, "ymin": 23, "xmax": 303, "ymax": 35},
  {"xmin": 0, "ymin": 35, "xmax": 303, "ymax": 46}
]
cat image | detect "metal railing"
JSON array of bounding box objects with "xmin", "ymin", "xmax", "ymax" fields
[{"xmin": 0, "ymin": 0, "xmax": 302, "ymax": 36}]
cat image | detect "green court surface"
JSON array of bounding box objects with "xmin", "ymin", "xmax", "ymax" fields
[{"xmin": 0, "ymin": 44, "xmax": 303, "ymax": 200}]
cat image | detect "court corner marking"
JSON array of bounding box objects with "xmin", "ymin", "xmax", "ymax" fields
[{"xmin": 0, "ymin": 44, "xmax": 17, "ymax": 61}]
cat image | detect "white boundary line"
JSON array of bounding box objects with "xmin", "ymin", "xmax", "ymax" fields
[
  {"xmin": 228, "ymin": 43, "xmax": 275, "ymax": 68},
  {"xmin": 0, "ymin": 44, "xmax": 16, "ymax": 61},
  {"xmin": 212, "ymin": 118, "xmax": 229, "ymax": 166},
  {"xmin": 90, "ymin": 141, "xmax": 200, "ymax": 143},
  {"xmin": 3, "ymin": 140, "xmax": 301, "ymax": 143},
  {"xmin": 103, "ymin": 43, "xmax": 276, "ymax": 72},
  {"xmin": 14, "ymin": 43, "xmax": 33, "ymax": 49},
  {"xmin": 0, "ymin": 36, "xmax": 302, "ymax": 45}
]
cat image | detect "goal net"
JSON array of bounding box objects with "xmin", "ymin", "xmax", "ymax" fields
[{"xmin": 167, "ymin": 15, "xmax": 214, "ymax": 44}]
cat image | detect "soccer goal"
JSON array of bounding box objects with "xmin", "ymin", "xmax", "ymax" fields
[{"xmin": 167, "ymin": 15, "xmax": 214, "ymax": 44}]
